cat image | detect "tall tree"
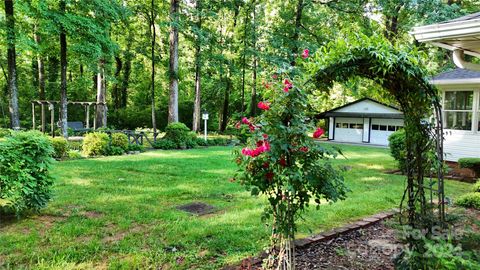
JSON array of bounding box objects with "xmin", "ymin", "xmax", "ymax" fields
[
  {"xmin": 168, "ymin": 0, "xmax": 179, "ymax": 123},
  {"xmin": 250, "ymin": 0, "xmax": 257, "ymax": 117},
  {"xmin": 34, "ymin": 24, "xmax": 46, "ymax": 132},
  {"xmin": 150, "ymin": 0, "xmax": 157, "ymax": 133},
  {"xmin": 95, "ymin": 60, "xmax": 107, "ymax": 128},
  {"xmin": 59, "ymin": 0, "xmax": 68, "ymax": 137},
  {"xmin": 192, "ymin": 0, "xmax": 202, "ymax": 132},
  {"xmin": 4, "ymin": 0, "xmax": 20, "ymax": 129}
]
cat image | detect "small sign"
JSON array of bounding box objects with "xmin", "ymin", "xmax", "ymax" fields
[{"xmin": 202, "ymin": 114, "xmax": 209, "ymax": 120}]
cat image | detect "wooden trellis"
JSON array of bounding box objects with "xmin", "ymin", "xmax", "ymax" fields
[{"xmin": 31, "ymin": 100, "xmax": 107, "ymax": 137}]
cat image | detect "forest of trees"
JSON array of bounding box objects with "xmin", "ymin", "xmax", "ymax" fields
[{"xmin": 1, "ymin": 0, "xmax": 479, "ymax": 135}]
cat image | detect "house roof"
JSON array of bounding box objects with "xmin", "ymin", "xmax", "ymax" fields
[
  {"xmin": 317, "ymin": 98, "xmax": 404, "ymax": 119},
  {"xmin": 411, "ymin": 12, "xmax": 480, "ymax": 57},
  {"xmin": 431, "ymin": 68, "xmax": 480, "ymax": 85}
]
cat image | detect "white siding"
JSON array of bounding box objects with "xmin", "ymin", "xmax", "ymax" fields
[
  {"xmin": 437, "ymin": 86, "xmax": 480, "ymax": 161},
  {"xmin": 444, "ymin": 132, "xmax": 480, "ymax": 161},
  {"xmin": 362, "ymin": 118, "xmax": 370, "ymax": 142},
  {"xmin": 336, "ymin": 99, "xmax": 401, "ymax": 114},
  {"xmin": 328, "ymin": 117, "xmax": 334, "ymax": 140}
]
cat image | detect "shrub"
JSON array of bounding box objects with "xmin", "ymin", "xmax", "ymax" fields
[
  {"xmin": 105, "ymin": 146, "xmax": 125, "ymax": 156},
  {"xmin": 0, "ymin": 128, "xmax": 11, "ymax": 138},
  {"xmin": 456, "ymin": 193, "xmax": 480, "ymax": 209},
  {"xmin": 152, "ymin": 139, "xmax": 177, "ymax": 150},
  {"xmin": 111, "ymin": 133, "xmax": 129, "ymax": 151},
  {"xmin": 163, "ymin": 122, "xmax": 191, "ymax": 149},
  {"xmin": 67, "ymin": 150, "xmax": 83, "ymax": 159},
  {"xmin": 0, "ymin": 131, "xmax": 54, "ymax": 215},
  {"xmin": 126, "ymin": 144, "xmax": 145, "ymax": 152},
  {"xmin": 388, "ymin": 129, "xmax": 406, "ymax": 173},
  {"xmin": 473, "ymin": 181, "xmax": 480, "ymax": 193},
  {"xmin": 195, "ymin": 137, "xmax": 208, "ymax": 146},
  {"xmin": 68, "ymin": 141, "xmax": 83, "ymax": 151},
  {"xmin": 50, "ymin": 137, "xmax": 69, "ymax": 159},
  {"xmin": 458, "ymin": 158, "xmax": 480, "ymax": 178},
  {"xmin": 185, "ymin": 132, "xmax": 198, "ymax": 149},
  {"xmin": 82, "ymin": 132, "xmax": 110, "ymax": 156}
]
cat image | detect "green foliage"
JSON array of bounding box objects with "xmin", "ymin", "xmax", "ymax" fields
[
  {"xmin": 458, "ymin": 158, "xmax": 480, "ymax": 178},
  {"xmin": 82, "ymin": 132, "xmax": 110, "ymax": 157},
  {"xmin": 126, "ymin": 144, "xmax": 145, "ymax": 152},
  {"xmin": 111, "ymin": 133, "xmax": 129, "ymax": 151},
  {"xmin": 0, "ymin": 128, "xmax": 11, "ymax": 138},
  {"xmin": 195, "ymin": 137, "xmax": 208, "ymax": 146},
  {"xmin": 396, "ymin": 236, "xmax": 480, "ymax": 270},
  {"xmin": 163, "ymin": 123, "xmax": 195, "ymax": 149},
  {"xmin": 152, "ymin": 139, "xmax": 177, "ymax": 150},
  {"xmin": 456, "ymin": 193, "xmax": 480, "ymax": 209},
  {"xmin": 0, "ymin": 131, "xmax": 54, "ymax": 215},
  {"xmin": 234, "ymin": 74, "xmax": 348, "ymax": 247},
  {"xmin": 67, "ymin": 150, "xmax": 83, "ymax": 160},
  {"xmin": 388, "ymin": 129, "xmax": 406, "ymax": 172},
  {"xmin": 68, "ymin": 141, "xmax": 83, "ymax": 151},
  {"xmin": 473, "ymin": 181, "xmax": 480, "ymax": 193},
  {"xmin": 50, "ymin": 137, "xmax": 69, "ymax": 159},
  {"xmin": 105, "ymin": 146, "xmax": 125, "ymax": 156}
]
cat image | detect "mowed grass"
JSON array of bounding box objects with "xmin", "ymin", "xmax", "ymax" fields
[{"xmin": 0, "ymin": 144, "xmax": 472, "ymax": 269}]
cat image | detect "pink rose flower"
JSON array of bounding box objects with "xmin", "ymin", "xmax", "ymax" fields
[
  {"xmin": 301, "ymin": 49, "xmax": 309, "ymax": 59},
  {"xmin": 313, "ymin": 127, "xmax": 324, "ymax": 138}
]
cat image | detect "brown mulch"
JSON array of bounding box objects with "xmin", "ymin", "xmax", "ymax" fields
[{"xmin": 294, "ymin": 221, "xmax": 402, "ymax": 270}]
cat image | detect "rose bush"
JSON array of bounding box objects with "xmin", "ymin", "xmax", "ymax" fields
[{"xmin": 233, "ymin": 55, "xmax": 348, "ymax": 268}]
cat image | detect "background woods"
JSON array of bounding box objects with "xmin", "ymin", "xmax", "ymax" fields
[{"xmin": 1, "ymin": 0, "xmax": 479, "ymax": 132}]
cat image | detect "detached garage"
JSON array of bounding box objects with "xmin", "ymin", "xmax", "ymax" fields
[{"xmin": 318, "ymin": 98, "xmax": 404, "ymax": 146}]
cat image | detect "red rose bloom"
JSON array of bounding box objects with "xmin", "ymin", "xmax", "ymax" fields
[
  {"xmin": 313, "ymin": 127, "xmax": 324, "ymax": 138},
  {"xmin": 299, "ymin": 146, "xmax": 309, "ymax": 152},
  {"xmin": 283, "ymin": 79, "xmax": 293, "ymax": 92},
  {"xmin": 242, "ymin": 117, "xmax": 250, "ymax": 125},
  {"xmin": 257, "ymin": 101, "xmax": 270, "ymax": 111},
  {"xmin": 301, "ymin": 49, "xmax": 309, "ymax": 59}
]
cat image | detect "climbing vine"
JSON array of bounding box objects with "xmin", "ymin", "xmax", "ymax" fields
[{"xmin": 308, "ymin": 33, "xmax": 445, "ymax": 268}]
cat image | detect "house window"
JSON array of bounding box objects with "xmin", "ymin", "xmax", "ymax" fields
[
  {"xmin": 388, "ymin": 125, "xmax": 395, "ymax": 131},
  {"xmin": 443, "ymin": 91, "xmax": 474, "ymax": 131},
  {"xmin": 372, "ymin": 124, "xmax": 379, "ymax": 130}
]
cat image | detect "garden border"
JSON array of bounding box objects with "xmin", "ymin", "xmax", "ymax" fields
[{"xmin": 224, "ymin": 208, "xmax": 400, "ymax": 269}]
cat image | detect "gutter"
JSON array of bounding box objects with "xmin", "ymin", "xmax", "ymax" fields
[{"xmin": 453, "ymin": 50, "xmax": 480, "ymax": 71}]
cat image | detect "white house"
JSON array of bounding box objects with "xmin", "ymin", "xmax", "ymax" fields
[
  {"xmin": 320, "ymin": 98, "xmax": 404, "ymax": 146},
  {"xmin": 412, "ymin": 12, "xmax": 480, "ymax": 162}
]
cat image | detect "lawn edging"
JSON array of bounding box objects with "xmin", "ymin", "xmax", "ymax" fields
[{"xmin": 225, "ymin": 208, "xmax": 400, "ymax": 269}]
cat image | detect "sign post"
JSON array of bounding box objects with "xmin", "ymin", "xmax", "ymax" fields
[{"xmin": 202, "ymin": 111, "xmax": 209, "ymax": 142}]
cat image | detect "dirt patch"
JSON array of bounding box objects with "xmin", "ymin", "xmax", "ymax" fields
[
  {"xmin": 102, "ymin": 223, "xmax": 149, "ymax": 244},
  {"xmin": 82, "ymin": 211, "xmax": 104, "ymax": 219},
  {"xmin": 176, "ymin": 202, "xmax": 216, "ymax": 216}
]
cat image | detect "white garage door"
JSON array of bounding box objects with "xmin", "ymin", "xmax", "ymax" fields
[
  {"xmin": 334, "ymin": 118, "xmax": 363, "ymax": 143},
  {"xmin": 370, "ymin": 118, "xmax": 404, "ymax": 145}
]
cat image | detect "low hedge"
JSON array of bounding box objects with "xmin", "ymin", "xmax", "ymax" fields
[
  {"xmin": 388, "ymin": 129, "xmax": 406, "ymax": 173},
  {"xmin": 82, "ymin": 132, "xmax": 110, "ymax": 156},
  {"xmin": 456, "ymin": 192, "xmax": 480, "ymax": 210},
  {"xmin": 458, "ymin": 158, "xmax": 480, "ymax": 178},
  {"xmin": 111, "ymin": 133, "xmax": 129, "ymax": 151},
  {"xmin": 0, "ymin": 131, "xmax": 54, "ymax": 215},
  {"xmin": 50, "ymin": 137, "xmax": 69, "ymax": 159}
]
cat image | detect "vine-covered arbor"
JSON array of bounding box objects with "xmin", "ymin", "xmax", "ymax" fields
[{"xmin": 310, "ymin": 35, "xmax": 445, "ymax": 245}]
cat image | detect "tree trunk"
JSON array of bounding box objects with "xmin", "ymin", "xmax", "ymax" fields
[
  {"xmin": 95, "ymin": 60, "xmax": 107, "ymax": 128},
  {"xmin": 121, "ymin": 51, "xmax": 131, "ymax": 109},
  {"xmin": 59, "ymin": 0, "xmax": 68, "ymax": 138},
  {"xmin": 35, "ymin": 24, "xmax": 46, "ymax": 132},
  {"xmin": 4, "ymin": 0, "xmax": 20, "ymax": 129},
  {"xmin": 112, "ymin": 55, "xmax": 122, "ymax": 110},
  {"xmin": 291, "ymin": 0, "xmax": 304, "ymax": 66},
  {"xmin": 250, "ymin": 1, "xmax": 257, "ymax": 117},
  {"xmin": 168, "ymin": 0, "xmax": 179, "ymax": 123},
  {"xmin": 220, "ymin": 73, "xmax": 231, "ymax": 132},
  {"xmin": 150, "ymin": 0, "xmax": 157, "ymax": 133},
  {"xmin": 192, "ymin": 0, "xmax": 202, "ymax": 132},
  {"xmin": 240, "ymin": 4, "xmax": 248, "ymax": 114}
]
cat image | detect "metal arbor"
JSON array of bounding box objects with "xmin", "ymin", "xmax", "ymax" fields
[{"xmin": 311, "ymin": 43, "xmax": 446, "ymax": 236}]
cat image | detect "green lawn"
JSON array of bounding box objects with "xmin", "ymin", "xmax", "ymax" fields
[{"xmin": 0, "ymin": 144, "xmax": 472, "ymax": 269}]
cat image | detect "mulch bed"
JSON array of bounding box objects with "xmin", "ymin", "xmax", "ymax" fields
[{"xmin": 295, "ymin": 221, "xmax": 401, "ymax": 270}]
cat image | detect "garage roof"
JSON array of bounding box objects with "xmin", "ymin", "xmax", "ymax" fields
[{"xmin": 317, "ymin": 98, "xmax": 404, "ymax": 119}]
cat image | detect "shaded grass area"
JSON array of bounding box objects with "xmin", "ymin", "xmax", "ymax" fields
[{"xmin": 0, "ymin": 144, "xmax": 472, "ymax": 269}]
